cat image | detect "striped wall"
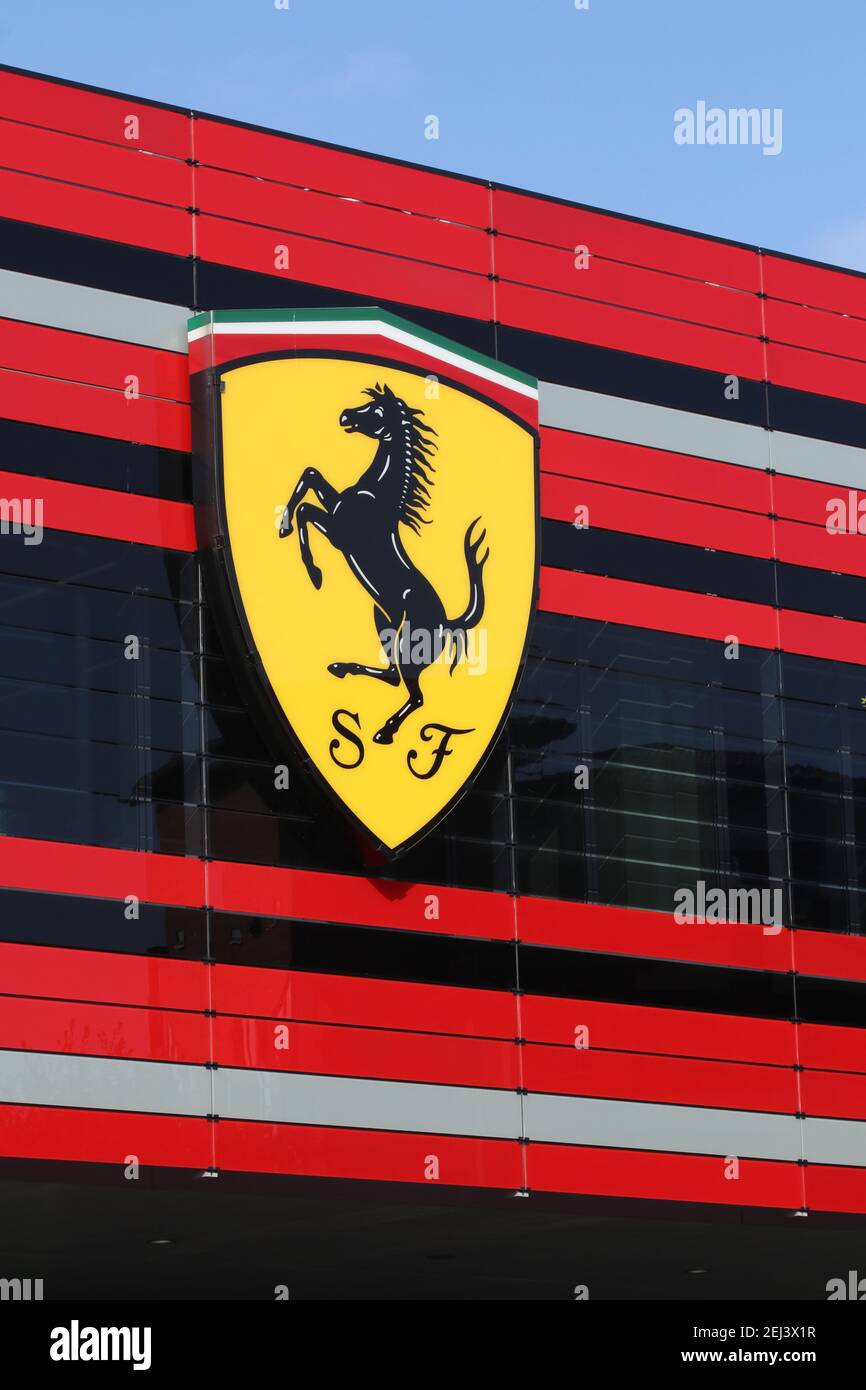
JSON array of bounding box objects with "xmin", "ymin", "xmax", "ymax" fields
[{"xmin": 3, "ymin": 63, "xmax": 866, "ymax": 1217}]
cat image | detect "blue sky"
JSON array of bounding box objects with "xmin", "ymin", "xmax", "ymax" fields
[{"xmin": 3, "ymin": 0, "xmax": 865, "ymax": 269}]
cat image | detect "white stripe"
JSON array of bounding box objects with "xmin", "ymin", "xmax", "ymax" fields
[{"xmin": 189, "ymin": 317, "xmax": 538, "ymax": 399}]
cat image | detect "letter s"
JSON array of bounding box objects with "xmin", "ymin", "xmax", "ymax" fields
[{"xmin": 329, "ymin": 709, "xmax": 364, "ymax": 769}]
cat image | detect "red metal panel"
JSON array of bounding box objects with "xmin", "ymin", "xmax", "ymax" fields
[
  {"xmin": 0, "ymin": 318, "xmax": 189, "ymax": 402},
  {"xmin": 767, "ymin": 341, "xmax": 866, "ymax": 407},
  {"xmin": 495, "ymin": 233, "xmax": 761, "ymax": 335},
  {"xmin": 540, "ymin": 427, "xmax": 772, "ymax": 515},
  {"xmin": 0, "ymin": 371, "xmax": 191, "ymax": 451},
  {"xmin": 540, "ymin": 472, "xmax": 774, "ymax": 558},
  {"xmin": 774, "ymin": 517, "xmax": 866, "ymax": 580},
  {"xmin": 517, "ymin": 897, "xmax": 791, "ymax": 974},
  {"xmin": 212, "ymin": 965, "xmax": 516, "ymax": 1038},
  {"xmin": 207, "ymin": 859, "xmax": 514, "ymax": 940},
  {"xmin": 195, "ymin": 165, "xmax": 490, "ymax": 274},
  {"xmin": 523, "ymin": 1044, "xmax": 795, "ymax": 1114},
  {"xmin": 799, "ymin": 1023, "xmax": 866, "ymax": 1075},
  {"xmin": 0, "ymin": 1103, "xmax": 211, "ymax": 1168},
  {"xmin": 0, "ymin": 996, "xmax": 208, "ymax": 1065},
  {"xmin": 765, "ymin": 295, "xmax": 866, "ymax": 363},
  {"xmin": 0, "ymin": 836, "xmax": 204, "ymax": 909},
  {"xmin": 0, "ymin": 470, "xmax": 195, "ymax": 550},
  {"xmin": 773, "ymin": 472, "xmax": 861, "ymax": 527},
  {"xmin": 795, "ymin": 929, "xmax": 866, "ymax": 984},
  {"xmin": 807, "ymin": 1164, "xmax": 866, "ymax": 1214},
  {"xmin": 527, "ymin": 1142, "xmax": 802, "ymax": 1208},
  {"xmin": 0, "ymin": 941, "xmax": 207, "ymax": 1012},
  {"xmin": 0, "ymin": 116, "xmax": 191, "ymax": 206},
  {"xmin": 216, "ymin": 1120, "xmax": 522, "ymax": 1188},
  {"xmin": 801, "ymin": 1069, "xmax": 866, "ymax": 1122},
  {"xmin": 762, "ymin": 254, "xmax": 866, "ymax": 320},
  {"xmin": 495, "ymin": 279, "xmax": 763, "ymax": 377},
  {"xmin": 521, "ymin": 994, "xmax": 795, "ymax": 1066},
  {"xmin": 193, "ymin": 117, "xmax": 491, "ymax": 227},
  {"xmin": 0, "ymin": 70, "xmax": 190, "ymax": 158},
  {"xmin": 213, "ymin": 1017, "xmax": 519, "ymax": 1090},
  {"xmin": 195, "ymin": 214, "xmax": 492, "ymax": 322},
  {"xmin": 0, "ymin": 167, "xmax": 192, "ymax": 256},
  {"xmin": 538, "ymin": 567, "xmax": 780, "ymax": 650},
  {"xmin": 777, "ymin": 606, "xmax": 866, "ymax": 665},
  {"xmin": 493, "ymin": 189, "xmax": 761, "ymax": 292}
]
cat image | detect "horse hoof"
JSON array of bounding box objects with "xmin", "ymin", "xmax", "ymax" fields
[
  {"xmin": 308, "ymin": 566, "xmax": 323, "ymax": 589},
  {"xmin": 373, "ymin": 728, "xmax": 394, "ymax": 745},
  {"xmin": 279, "ymin": 523, "xmax": 293, "ymax": 538}
]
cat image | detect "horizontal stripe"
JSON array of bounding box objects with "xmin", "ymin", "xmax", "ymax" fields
[
  {"xmin": 0, "ymin": 1047, "xmax": 522, "ymax": 1137},
  {"xmin": 3, "ymin": 467, "xmax": 863, "ymax": 658},
  {"xmin": 0, "ymin": 470, "xmax": 195, "ymax": 549},
  {"xmin": 0, "ymin": 994, "xmax": 518, "ymax": 1090},
  {"xmin": 496, "ymin": 279, "xmax": 763, "ymax": 378},
  {"xmin": 494, "ymin": 233, "xmax": 762, "ymax": 336},
  {"xmin": 0, "ymin": 170, "xmax": 191, "ymax": 257},
  {"xmin": 522, "ymin": 1044, "xmax": 796, "ymax": 1114},
  {"xmin": 0, "ymin": 115, "xmax": 190, "ymax": 206},
  {"xmin": 540, "ymin": 567, "xmax": 866, "ymax": 665},
  {"xmin": 0, "ymin": 939, "xmax": 207, "ymax": 1011},
  {"xmin": 0, "ymin": 267, "xmax": 189, "ymax": 351},
  {"xmin": 10, "ymin": 1098, "xmax": 866, "ymax": 1209},
  {"xmin": 0, "ymin": 1048, "xmax": 211, "ymax": 1116},
  {"xmin": 763, "ymin": 254, "xmax": 866, "ymax": 321},
  {"xmin": 541, "ymin": 426, "xmax": 772, "ymax": 513},
  {"xmin": 212, "ymin": 963, "xmax": 515, "ymax": 1038},
  {"xmin": 540, "ymin": 379, "xmax": 768, "ymax": 468},
  {"xmin": 193, "ymin": 115, "xmax": 491, "ymax": 228},
  {"xmin": 522, "ymin": 994, "xmax": 795, "ymax": 1065},
  {"xmin": 528, "ymin": 1143, "xmax": 802, "ymax": 1207},
  {"xmin": 2, "ymin": 834, "xmax": 866, "ymax": 986},
  {"xmin": 765, "ymin": 296, "xmax": 866, "ymax": 365},
  {"xmin": 5, "ymin": 839, "xmax": 866, "ymax": 1006},
  {"xmin": 195, "ymin": 164, "xmax": 490, "ymax": 275},
  {"xmin": 6, "ymin": 228, "xmax": 866, "ymax": 452},
  {"xmin": 9, "ymin": 1046, "xmax": 863, "ymax": 1167},
  {"xmin": 0, "ymin": 67, "xmax": 190, "ymax": 157},
  {"xmin": 0, "ymin": 368, "xmax": 189, "ymax": 449},
  {"xmin": 541, "ymin": 473, "xmax": 774, "ymax": 559},
  {"xmin": 0, "ymin": 996, "xmax": 209, "ymax": 1064},
  {"xmin": 215, "ymin": 1065, "xmax": 521, "ymax": 1136},
  {"xmin": 0, "ymin": 1102, "xmax": 212, "ymax": 1169},
  {"xmin": 0, "ymin": 316, "xmax": 188, "ymax": 401},
  {"xmin": 523, "ymin": 1091, "xmax": 800, "ymax": 1160},
  {"xmin": 491, "ymin": 188, "xmax": 760, "ymax": 292}
]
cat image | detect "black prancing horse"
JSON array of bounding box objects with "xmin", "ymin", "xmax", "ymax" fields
[{"xmin": 279, "ymin": 382, "xmax": 488, "ymax": 745}]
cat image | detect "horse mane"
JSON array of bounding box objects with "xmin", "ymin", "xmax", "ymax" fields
[{"xmin": 365, "ymin": 383, "xmax": 437, "ymax": 534}]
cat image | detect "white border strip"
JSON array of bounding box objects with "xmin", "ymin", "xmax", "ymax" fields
[{"xmin": 188, "ymin": 317, "xmax": 538, "ymax": 400}]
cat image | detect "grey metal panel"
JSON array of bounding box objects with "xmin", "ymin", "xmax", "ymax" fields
[
  {"xmin": 770, "ymin": 430, "xmax": 866, "ymax": 490},
  {"xmin": 0, "ymin": 268, "xmax": 189, "ymax": 352},
  {"xmin": 0, "ymin": 1050, "xmax": 210, "ymax": 1116},
  {"xmin": 803, "ymin": 1117, "xmax": 866, "ymax": 1168},
  {"xmin": 524, "ymin": 1092, "xmax": 800, "ymax": 1161},
  {"xmin": 215, "ymin": 1067, "xmax": 522, "ymax": 1139},
  {"xmin": 538, "ymin": 380, "xmax": 770, "ymax": 470}
]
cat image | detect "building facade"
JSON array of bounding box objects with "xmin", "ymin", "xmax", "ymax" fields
[{"xmin": 2, "ymin": 64, "xmax": 866, "ymax": 1290}]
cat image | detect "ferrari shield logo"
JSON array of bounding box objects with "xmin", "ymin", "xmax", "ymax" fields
[{"xmin": 190, "ymin": 309, "xmax": 538, "ymax": 855}]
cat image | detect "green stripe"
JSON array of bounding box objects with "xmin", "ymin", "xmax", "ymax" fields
[{"xmin": 187, "ymin": 306, "xmax": 537, "ymax": 389}]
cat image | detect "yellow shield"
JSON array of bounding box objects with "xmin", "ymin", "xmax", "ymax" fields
[{"xmin": 192, "ymin": 311, "xmax": 538, "ymax": 855}]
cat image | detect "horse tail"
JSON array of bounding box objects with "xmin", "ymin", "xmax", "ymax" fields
[{"xmin": 445, "ymin": 517, "xmax": 489, "ymax": 674}]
